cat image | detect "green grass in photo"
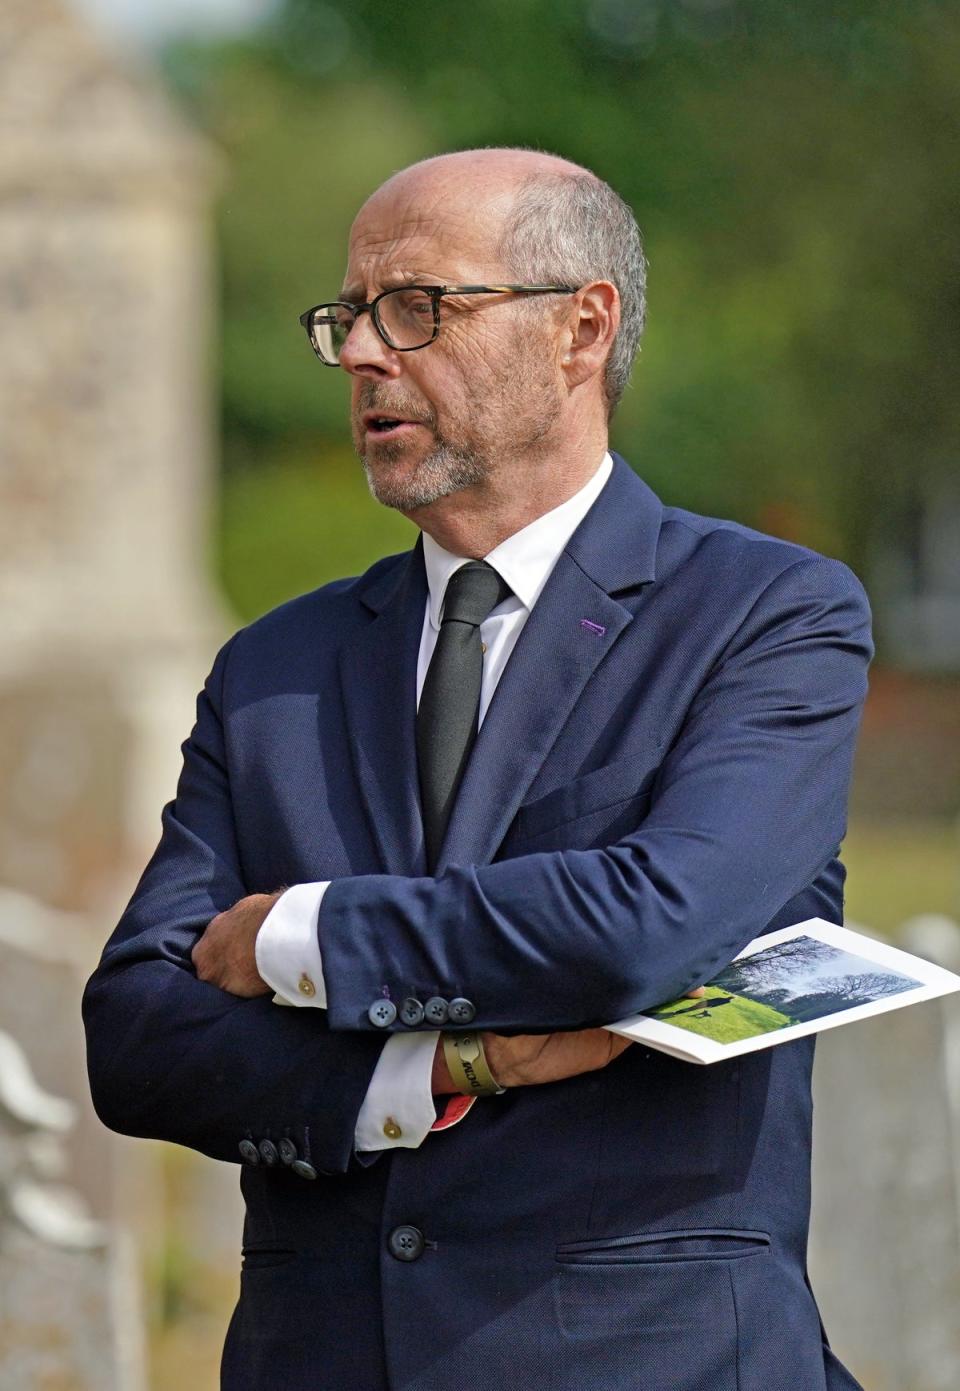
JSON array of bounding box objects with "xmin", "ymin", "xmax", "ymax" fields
[{"xmin": 644, "ymin": 986, "xmax": 794, "ymax": 1044}]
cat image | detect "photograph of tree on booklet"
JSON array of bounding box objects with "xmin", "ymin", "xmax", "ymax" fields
[{"xmin": 644, "ymin": 935, "xmax": 923, "ymax": 1045}]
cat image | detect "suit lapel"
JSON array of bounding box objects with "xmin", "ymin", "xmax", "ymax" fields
[
  {"xmin": 339, "ymin": 544, "xmax": 428, "ymax": 876},
  {"xmin": 437, "ymin": 455, "xmax": 663, "ymax": 872},
  {"xmin": 437, "ymin": 561, "xmax": 632, "ymax": 871}
]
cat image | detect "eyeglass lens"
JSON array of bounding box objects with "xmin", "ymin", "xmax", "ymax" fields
[{"xmin": 308, "ymin": 288, "xmax": 437, "ymax": 363}]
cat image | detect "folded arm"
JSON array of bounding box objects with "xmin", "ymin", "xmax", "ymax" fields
[
  {"xmin": 317, "ymin": 557, "xmax": 873, "ymax": 1034},
  {"xmin": 84, "ymin": 555, "xmax": 872, "ymax": 1164},
  {"xmin": 82, "ymin": 634, "xmax": 386, "ymax": 1174}
]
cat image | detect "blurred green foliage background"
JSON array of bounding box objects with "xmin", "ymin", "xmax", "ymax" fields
[{"xmin": 159, "ymin": 0, "xmax": 959, "ymax": 624}]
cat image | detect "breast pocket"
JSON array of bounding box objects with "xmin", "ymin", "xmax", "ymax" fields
[{"xmin": 513, "ymin": 758, "xmax": 655, "ymax": 849}]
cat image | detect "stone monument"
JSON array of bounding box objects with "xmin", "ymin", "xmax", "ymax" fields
[
  {"xmin": 0, "ymin": 0, "xmax": 228, "ymax": 905},
  {"xmin": 0, "ymin": 888, "xmax": 146, "ymax": 1391},
  {"xmin": 809, "ymin": 917, "xmax": 960, "ymax": 1391},
  {"xmin": 0, "ymin": 1, "xmax": 230, "ymax": 1385}
]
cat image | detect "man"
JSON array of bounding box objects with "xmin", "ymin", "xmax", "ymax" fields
[{"xmin": 83, "ymin": 148, "xmax": 871, "ymax": 1390}]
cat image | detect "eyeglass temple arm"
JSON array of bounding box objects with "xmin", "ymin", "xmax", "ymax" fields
[{"xmin": 438, "ymin": 284, "xmax": 579, "ymax": 295}]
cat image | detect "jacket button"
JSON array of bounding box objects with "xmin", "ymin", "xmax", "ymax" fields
[
  {"xmin": 387, "ymin": 1224, "xmax": 425, "ymax": 1262},
  {"xmin": 238, "ymin": 1139, "xmax": 260, "ymax": 1165},
  {"xmin": 291, "ymin": 1159, "xmax": 318, "ymax": 1180},
  {"xmin": 368, "ymin": 999, "xmax": 398, "ymax": 1028},
  {"xmin": 448, "ymin": 997, "xmax": 476, "ymax": 1024},
  {"xmin": 278, "ymin": 1138, "xmax": 298, "ymax": 1166},
  {"xmin": 399, "ymin": 997, "xmax": 425, "ymax": 1027},
  {"xmin": 423, "ymin": 996, "xmax": 449, "ymax": 1025},
  {"xmin": 258, "ymin": 1139, "xmax": 280, "ymax": 1166}
]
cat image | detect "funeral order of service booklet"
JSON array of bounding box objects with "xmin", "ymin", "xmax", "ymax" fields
[{"xmin": 606, "ymin": 918, "xmax": 960, "ymax": 1065}]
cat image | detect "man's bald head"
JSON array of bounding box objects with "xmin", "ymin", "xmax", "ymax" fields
[
  {"xmin": 368, "ymin": 147, "xmax": 594, "ymax": 213},
  {"xmin": 359, "ymin": 148, "xmax": 647, "ymax": 413}
]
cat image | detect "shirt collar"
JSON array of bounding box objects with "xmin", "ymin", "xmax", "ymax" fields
[{"xmin": 422, "ymin": 452, "xmax": 613, "ymax": 630}]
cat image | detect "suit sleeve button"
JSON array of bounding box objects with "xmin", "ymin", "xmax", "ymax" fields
[
  {"xmin": 298, "ymin": 974, "xmax": 317, "ymax": 997},
  {"xmin": 238, "ymin": 1139, "xmax": 260, "ymax": 1165},
  {"xmin": 423, "ymin": 997, "xmax": 449, "ymax": 1025},
  {"xmin": 258, "ymin": 1139, "xmax": 280, "ymax": 1166},
  {"xmin": 277, "ymin": 1138, "xmax": 298, "ymax": 1165},
  {"xmin": 368, "ymin": 999, "xmax": 398, "ymax": 1028},
  {"xmin": 399, "ymin": 997, "xmax": 425, "ymax": 1027},
  {"xmin": 291, "ymin": 1159, "xmax": 318, "ymax": 1180},
  {"xmin": 383, "ymin": 1117, "xmax": 403, "ymax": 1140},
  {"xmin": 448, "ymin": 997, "xmax": 476, "ymax": 1024}
]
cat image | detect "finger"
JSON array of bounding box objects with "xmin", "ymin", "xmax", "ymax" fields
[
  {"xmin": 191, "ymin": 934, "xmax": 217, "ymax": 979},
  {"xmin": 684, "ymin": 987, "xmax": 707, "ymax": 998},
  {"xmin": 192, "ymin": 953, "xmax": 212, "ymax": 982}
]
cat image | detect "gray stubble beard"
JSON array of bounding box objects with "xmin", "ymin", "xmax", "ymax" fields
[
  {"xmin": 355, "ymin": 339, "xmax": 562, "ymax": 512},
  {"xmin": 360, "ymin": 437, "xmax": 490, "ymax": 511}
]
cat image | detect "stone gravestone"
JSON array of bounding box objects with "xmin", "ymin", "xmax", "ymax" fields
[
  {"xmin": 0, "ymin": 1, "xmax": 231, "ymax": 1385},
  {"xmin": 0, "ymin": 889, "xmax": 146, "ymax": 1391},
  {"xmin": 0, "ymin": 0, "xmax": 228, "ymax": 907},
  {"xmin": 808, "ymin": 918, "xmax": 960, "ymax": 1391}
]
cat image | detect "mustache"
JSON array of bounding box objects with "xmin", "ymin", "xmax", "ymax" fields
[{"xmin": 355, "ymin": 385, "xmax": 436, "ymax": 428}]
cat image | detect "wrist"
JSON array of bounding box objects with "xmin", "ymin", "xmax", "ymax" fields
[
  {"xmin": 431, "ymin": 1035, "xmax": 457, "ymax": 1094},
  {"xmin": 441, "ymin": 1030, "xmax": 505, "ymax": 1097},
  {"xmin": 479, "ymin": 1030, "xmax": 507, "ymax": 1086}
]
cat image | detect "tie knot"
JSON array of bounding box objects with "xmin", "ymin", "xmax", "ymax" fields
[{"xmin": 441, "ymin": 561, "xmax": 511, "ymax": 628}]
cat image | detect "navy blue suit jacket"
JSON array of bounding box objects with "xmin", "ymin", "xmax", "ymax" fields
[{"xmin": 84, "ymin": 456, "xmax": 872, "ymax": 1390}]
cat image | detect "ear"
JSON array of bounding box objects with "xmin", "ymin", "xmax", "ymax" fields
[{"xmin": 560, "ymin": 281, "xmax": 620, "ymax": 392}]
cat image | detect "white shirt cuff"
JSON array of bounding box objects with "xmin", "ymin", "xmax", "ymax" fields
[
  {"xmin": 354, "ymin": 1032, "xmax": 440, "ymax": 1152},
  {"xmin": 257, "ymin": 883, "xmax": 439, "ymax": 1152},
  {"xmin": 255, "ymin": 882, "xmax": 330, "ymax": 1007}
]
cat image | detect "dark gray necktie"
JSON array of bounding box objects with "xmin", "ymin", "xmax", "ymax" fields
[{"xmin": 417, "ymin": 561, "xmax": 512, "ymax": 872}]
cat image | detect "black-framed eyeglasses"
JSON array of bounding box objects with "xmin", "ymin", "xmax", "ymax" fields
[{"xmin": 298, "ymin": 283, "xmax": 580, "ymax": 366}]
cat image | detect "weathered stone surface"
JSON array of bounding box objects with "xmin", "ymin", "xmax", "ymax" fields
[
  {"xmin": 810, "ymin": 973, "xmax": 960, "ymax": 1391},
  {"xmin": 0, "ymin": 1231, "xmax": 118, "ymax": 1391},
  {"xmin": 0, "ymin": 2, "xmax": 227, "ymax": 1385},
  {"xmin": 0, "ymin": 0, "xmax": 228, "ymax": 910},
  {"xmin": 0, "ymin": 892, "xmax": 149, "ymax": 1391}
]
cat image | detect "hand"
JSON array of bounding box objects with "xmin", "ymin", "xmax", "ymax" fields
[
  {"xmin": 191, "ymin": 891, "xmax": 285, "ymax": 997},
  {"xmin": 480, "ymin": 1028, "xmax": 633, "ymax": 1089},
  {"xmin": 431, "ymin": 987, "xmax": 708, "ymax": 1093}
]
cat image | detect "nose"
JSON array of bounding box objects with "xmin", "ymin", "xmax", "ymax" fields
[{"xmin": 338, "ymin": 309, "xmax": 402, "ymax": 380}]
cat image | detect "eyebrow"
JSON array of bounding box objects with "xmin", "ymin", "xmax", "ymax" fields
[{"xmin": 337, "ymin": 274, "xmax": 439, "ymax": 302}]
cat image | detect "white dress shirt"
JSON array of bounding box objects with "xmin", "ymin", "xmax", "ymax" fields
[{"xmin": 255, "ymin": 452, "xmax": 613, "ymax": 1151}]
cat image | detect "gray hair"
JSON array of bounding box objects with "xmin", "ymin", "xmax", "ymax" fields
[{"xmin": 498, "ymin": 170, "xmax": 647, "ymax": 415}]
